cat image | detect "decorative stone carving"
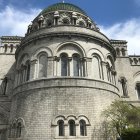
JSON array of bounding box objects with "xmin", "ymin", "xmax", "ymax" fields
[
  {"xmin": 38, "ymin": 15, "xmax": 44, "ymax": 28},
  {"xmin": 59, "ymin": 13, "xmax": 71, "ymax": 25}
]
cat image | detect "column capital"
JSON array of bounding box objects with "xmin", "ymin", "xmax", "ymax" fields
[
  {"xmin": 68, "ymin": 57, "xmax": 72, "ymax": 61},
  {"xmin": 54, "ymin": 56, "xmax": 60, "ymax": 61},
  {"xmin": 30, "ymin": 59, "xmax": 37, "ymax": 64}
]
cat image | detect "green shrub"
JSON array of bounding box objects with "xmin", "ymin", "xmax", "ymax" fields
[{"xmin": 122, "ymin": 128, "xmax": 140, "ymax": 140}]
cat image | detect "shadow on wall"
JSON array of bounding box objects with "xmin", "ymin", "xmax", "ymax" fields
[{"xmin": 0, "ymin": 62, "xmax": 16, "ymax": 95}]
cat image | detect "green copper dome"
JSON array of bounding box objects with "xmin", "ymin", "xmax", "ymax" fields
[{"xmin": 40, "ymin": 3, "xmax": 87, "ymax": 15}]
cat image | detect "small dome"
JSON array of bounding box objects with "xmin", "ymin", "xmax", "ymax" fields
[{"xmin": 40, "ymin": 3, "xmax": 87, "ymax": 16}]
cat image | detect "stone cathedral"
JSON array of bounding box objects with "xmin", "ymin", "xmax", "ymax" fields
[{"xmin": 0, "ymin": 2, "xmax": 140, "ymax": 140}]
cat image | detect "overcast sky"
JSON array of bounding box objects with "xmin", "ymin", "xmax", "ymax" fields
[{"xmin": 0, "ymin": 0, "xmax": 140, "ymax": 55}]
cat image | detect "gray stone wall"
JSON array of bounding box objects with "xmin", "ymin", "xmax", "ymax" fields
[{"xmin": 10, "ymin": 78, "xmax": 119, "ymax": 140}]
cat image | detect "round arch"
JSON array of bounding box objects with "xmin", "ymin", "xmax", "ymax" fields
[
  {"xmin": 31, "ymin": 47, "xmax": 53, "ymax": 61},
  {"xmin": 54, "ymin": 41, "xmax": 86, "ymax": 57}
]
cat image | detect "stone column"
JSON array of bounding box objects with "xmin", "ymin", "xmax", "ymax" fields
[
  {"xmin": 47, "ymin": 57, "xmax": 54, "ymax": 77},
  {"xmin": 81, "ymin": 58, "xmax": 87, "ymax": 77},
  {"xmin": 68, "ymin": 57, "xmax": 72, "ymax": 76},
  {"xmin": 76, "ymin": 121, "xmax": 80, "ymax": 137},
  {"xmin": 54, "ymin": 56, "xmax": 60, "ymax": 76},
  {"xmin": 86, "ymin": 58, "xmax": 92, "ymax": 78},
  {"xmin": 65, "ymin": 124, "xmax": 69, "ymax": 137},
  {"xmin": 54, "ymin": 11, "xmax": 59, "ymax": 25}
]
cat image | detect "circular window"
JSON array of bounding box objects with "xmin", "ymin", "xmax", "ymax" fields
[
  {"xmin": 79, "ymin": 21, "xmax": 85, "ymax": 27},
  {"xmin": 46, "ymin": 20, "xmax": 53, "ymax": 27},
  {"xmin": 62, "ymin": 18, "xmax": 70, "ymax": 25}
]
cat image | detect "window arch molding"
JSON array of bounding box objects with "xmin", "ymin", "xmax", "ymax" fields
[
  {"xmin": 54, "ymin": 42, "xmax": 86, "ymax": 58},
  {"xmin": 31, "ymin": 47, "xmax": 52, "ymax": 61},
  {"xmin": 106, "ymin": 54, "xmax": 115, "ymax": 69},
  {"xmin": 87, "ymin": 48, "xmax": 104, "ymax": 61},
  {"xmin": 17, "ymin": 53, "xmax": 30, "ymax": 69},
  {"xmin": 67, "ymin": 115, "xmax": 77, "ymax": 123},
  {"xmin": 133, "ymin": 71, "xmax": 140, "ymax": 78},
  {"xmin": 77, "ymin": 115, "xmax": 90, "ymax": 126},
  {"xmin": 52, "ymin": 115, "xmax": 66, "ymax": 126}
]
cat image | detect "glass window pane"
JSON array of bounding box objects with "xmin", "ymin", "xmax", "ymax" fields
[
  {"xmin": 61, "ymin": 55, "xmax": 68, "ymax": 76},
  {"xmin": 58, "ymin": 120, "xmax": 64, "ymax": 136},
  {"xmin": 39, "ymin": 54, "xmax": 47, "ymax": 78},
  {"xmin": 73, "ymin": 55, "xmax": 80, "ymax": 76},
  {"xmin": 26, "ymin": 63, "xmax": 30, "ymax": 81},
  {"xmin": 80, "ymin": 120, "xmax": 87, "ymax": 136},
  {"xmin": 69, "ymin": 120, "xmax": 76, "ymax": 136}
]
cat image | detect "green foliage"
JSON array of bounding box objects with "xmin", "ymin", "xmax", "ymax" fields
[
  {"xmin": 122, "ymin": 128, "xmax": 140, "ymax": 140},
  {"xmin": 102, "ymin": 100, "xmax": 140, "ymax": 137}
]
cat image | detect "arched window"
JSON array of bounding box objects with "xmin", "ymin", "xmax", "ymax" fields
[
  {"xmin": 16, "ymin": 122, "xmax": 22, "ymax": 138},
  {"xmin": 38, "ymin": 54, "xmax": 48, "ymax": 78},
  {"xmin": 58, "ymin": 120, "xmax": 64, "ymax": 136},
  {"xmin": 136, "ymin": 84, "xmax": 140, "ymax": 100},
  {"xmin": 61, "ymin": 54, "xmax": 68, "ymax": 76},
  {"xmin": 46, "ymin": 19, "xmax": 53, "ymax": 27},
  {"xmin": 120, "ymin": 78, "xmax": 128, "ymax": 97},
  {"xmin": 92, "ymin": 55, "xmax": 101, "ymax": 79},
  {"xmin": 62, "ymin": 18, "xmax": 70, "ymax": 25},
  {"xmin": 4, "ymin": 44, "xmax": 7, "ymax": 53},
  {"xmin": 80, "ymin": 120, "xmax": 87, "ymax": 136},
  {"xmin": 116, "ymin": 48, "xmax": 120, "ymax": 56},
  {"xmin": 10, "ymin": 44, "xmax": 13, "ymax": 52},
  {"xmin": 26, "ymin": 62, "xmax": 30, "ymax": 81},
  {"xmin": 78, "ymin": 21, "xmax": 85, "ymax": 27},
  {"xmin": 69, "ymin": 120, "xmax": 76, "ymax": 136},
  {"xmin": 121, "ymin": 48, "xmax": 126, "ymax": 56},
  {"xmin": 73, "ymin": 54, "xmax": 80, "ymax": 76},
  {"xmin": 12, "ymin": 123, "xmax": 16, "ymax": 138}
]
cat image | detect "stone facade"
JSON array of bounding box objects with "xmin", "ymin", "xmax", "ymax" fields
[{"xmin": 0, "ymin": 2, "xmax": 140, "ymax": 140}]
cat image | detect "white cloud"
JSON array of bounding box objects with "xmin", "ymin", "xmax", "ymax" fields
[
  {"xmin": 100, "ymin": 18, "xmax": 140, "ymax": 55},
  {"xmin": 0, "ymin": 6, "xmax": 140, "ymax": 55},
  {"xmin": 0, "ymin": 6, "xmax": 41, "ymax": 36},
  {"xmin": 134, "ymin": 0, "xmax": 140, "ymax": 6}
]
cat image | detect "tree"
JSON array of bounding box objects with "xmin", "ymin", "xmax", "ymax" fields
[{"xmin": 102, "ymin": 100, "xmax": 140, "ymax": 138}]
